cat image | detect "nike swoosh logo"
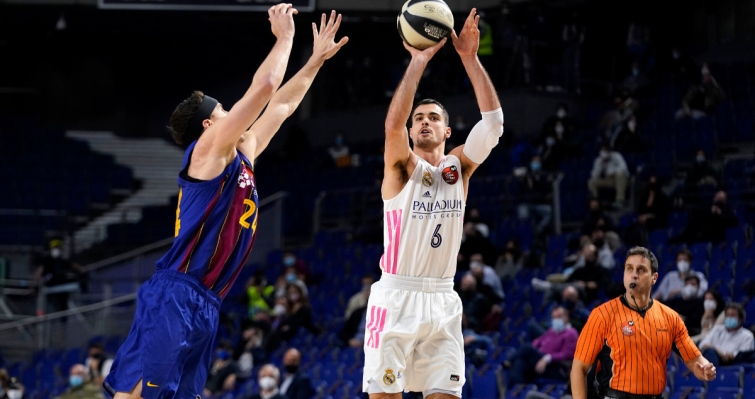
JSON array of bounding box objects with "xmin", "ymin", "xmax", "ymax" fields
[{"xmin": 146, "ymin": 381, "xmax": 159, "ymax": 388}]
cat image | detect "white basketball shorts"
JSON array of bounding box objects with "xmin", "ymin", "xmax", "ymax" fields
[{"xmin": 362, "ymin": 274, "xmax": 465, "ymax": 397}]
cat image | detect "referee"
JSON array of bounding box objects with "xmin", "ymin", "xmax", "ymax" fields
[{"xmin": 570, "ymin": 246, "xmax": 716, "ymax": 399}]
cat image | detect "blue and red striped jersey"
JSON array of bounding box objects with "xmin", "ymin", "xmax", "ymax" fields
[{"xmin": 156, "ymin": 141, "xmax": 259, "ymax": 299}]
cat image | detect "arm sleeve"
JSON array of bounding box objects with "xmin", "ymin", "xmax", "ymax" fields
[
  {"xmin": 462, "ymin": 108, "xmax": 504, "ymax": 164},
  {"xmin": 574, "ymin": 307, "xmax": 607, "ymax": 365},
  {"xmin": 673, "ymin": 310, "xmax": 702, "ymax": 362}
]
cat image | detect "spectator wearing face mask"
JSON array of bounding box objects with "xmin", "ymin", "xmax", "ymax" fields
[
  {"xmin": 84, "ymin": 343, "xmax": 113, "ymax": 388},
  {"xmin": 281, "ymin": 252, "xmax": 311, "ymax": 285},
  {"xmin": 698, "ymin": 303, "xmax": 755, "ymax": 367},
  {"xmin": 686, "ymin": 149, "xmax": 720, "ymax": 188},
  {"xmin": 621, "ymin": 61, "xmax": 651, "ymax": 97},
  {"xmin": 675, "ymin": 63, "xmax": 726, "ymax": 120},
  {"xmin": 540, "ymin": 133, "xmax": 565, "ymax": 171},
  {"xmin": 653, "ymin": 249, "xmax": 707, "ymax": 301},
  {"xmin": 670, "ymin": 190, "xmax": 739, "ymax": 245},
  {"xmin": 588, "ymin": 144, "xmax": 629, "ymax": 208},
  {"xmin": 664, "ymin": 276, "xmax": 706, "ymax": 335},
  {"xmin": 466, "ymin": 253, "xmax": 505, "ymax": 301},
  {"xmin": 533, "ymin": 244, "xmax": 613, "ymax": 304},
  {"xmin": 495, "ymin": 239, "xmax": 525, "ymax": 280},
  {"xmin": 250, "ymin": 364, "xmax": 285, "ymax": 399},
  {"xmin": 611, "ymin": 115, "xmax": 644, "ymax": 154},
  {"xmin": 264, "ymin": 284, "xmax": 316, "ymax": 353},
  {"xmin": 234, "ymin": 321, "xmax": 269, "ymax": 378},
  {"xmin": 274, "ymin": 266, "xmax": 308, "ymax": 299},
  {"xmin": 327, "ymin": 133, "xmax": 352, "ymax": 168},
  {"xmin": 515, "ymin": 155, "xmax": 554, "ymax": 235},
  {"xmin": 203, "ymin": 342, "xmax": 240, "ymax": 398},
  {"xmin": 279, "ymin": 348, "xmax": 315, "ymax": 399},
  {"xmin": 542, "ymin": 103, "xmax": 577, "ymax": 144},
  {"xmin": 503, "ymin": 306, "xmax": 577, "ymax": 388},
  {"xmin": 691, "ymin": 290, "xmax": 726, "ymax": 344},
  {"xmin": 54, "ymin": 364, "xmax": 103, "ymax": 399},
  {"xmin": 34, "ymin": 239, "xmax": 85, "ymax": 314}
]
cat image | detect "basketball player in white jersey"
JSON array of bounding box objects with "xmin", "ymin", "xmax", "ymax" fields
[{"xmin": 362, "ymin": 9, "xmax": 503, "ymax": 399}]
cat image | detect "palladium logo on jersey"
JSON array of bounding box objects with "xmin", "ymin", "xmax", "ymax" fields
[{"xmin": 411, "ymin": 199, "xmax": 463, "ymax": 219}]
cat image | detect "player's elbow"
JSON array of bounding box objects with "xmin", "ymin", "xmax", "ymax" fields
[
  {"xmin": 481, "ymin": 108, "xmax": 504, "ymax": 134},
  {"xmin": 251, "ymin": 74, "xmax": 278, "ymax": 99}
]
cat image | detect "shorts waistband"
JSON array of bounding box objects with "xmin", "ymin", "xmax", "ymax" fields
[
  {"xmin": 378, "ymin": 273, "xmax": 454, "ymax": 293},
  {"xmin": 153, "ymin": 269, "xmax": 221, "ymax": 308},
  {"xmin": 600, "ymin": 388, "xmax": 663, "ymax": 399}
]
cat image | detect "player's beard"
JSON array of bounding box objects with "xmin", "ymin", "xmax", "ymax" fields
[{"xmin": 414, "ymin": 134, "xmax": 443, "ymax": 151}]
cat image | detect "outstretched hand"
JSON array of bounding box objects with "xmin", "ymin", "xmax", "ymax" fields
[
  {"xmin": 312, "ymin": 10, "xmax": 349, "ymax": 61},
  {"xmin": 269, "ymin": 3, "xmax": 297, "ymax": 40},
  {"xmin": 402, "ymin": 37, "xmax": 447, "ymax": 62},
  {"xmin": 451, "ymin": 8, "xmax": 480, "ymax": 57}
]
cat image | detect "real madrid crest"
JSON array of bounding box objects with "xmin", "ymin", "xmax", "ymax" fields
[
  {"xmin": 422, "ymin": 170, "xmax": 434, "ymax": 187},
  {"xmin": 383, "ymin": 368, "xmax": 396, "ymax": 385}
]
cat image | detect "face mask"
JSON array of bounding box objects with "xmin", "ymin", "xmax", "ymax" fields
[
  {"xmin": 677, "ymin": 260, "xmax": 690, "ymax": 273},
  {"xmin": 70, "ymin": 375, "xmax": 83, "ymax": 388},
  {"xmin": 556, "ymin": 109, "xmax": 567, "ymax": 119},
  {"xmin": 600, "ymin": 150, "xmax": 611, "ymax": 159},
  {"xmin": 530, "ymin": 162, "xmax": 541, "ymax": 172},
  {"xmin": 259, "ymin": 376, "xmax": 277, "ymax": 390},
  {"xmin": 724, "ymin": 317, "xmax": 739, "ymax": 329},
  {"xmin": 286, "ymin": 273, "xmax": 297, "ymax": 283},
  {"xmin": 285, "ymin": 365, "xmax": 299, "ymax": 374},
  {"xmin": 627, "ymin": 120, "xmax": 636, "ymax": 131},
  {"xmin": 704, "ymin": 299, "xmax": 717, "ymax": 311},
  {"xmin": 51, "ymin": 248, "xmax": 62, "ymax": 258},
  {"xmin": 554, "ymin": 124, "xmax": 565, "ymax": 135},
  {"xmin": 273, "ymin": 304, "xmax": 287, "ymax": 316},
  {"xmin": 546, "ymin": 137, "xmax": 556, "ymax": 146},
  {"xmin": 7, "ymin": 390, "xmax": 22, "ymax": 399},
  {"xmin": 288, "ymin": 293, "xmax": 301, "ymax": 302},
  {"xmin": 696, "ymin": 155, "xmax": 705, "ymax": 163},
  {"xmin": 284, "ymin": 257, "xmax": 295, "ymax": 267},
  {"xmin": 551, "ymin": 318, "xmax": 566, "ymax": 333},
  {"xmin": 681, "ymin": 284, "xmax": 698, "ymax": 299}
]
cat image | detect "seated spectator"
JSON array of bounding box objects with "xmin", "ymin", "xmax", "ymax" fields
[
  {"xmin": 503, "ymin": 306, "xmax": 578, "ymax": 388},
  {"xmin": 621, "ymin": 61, "xmax": 651, "ymax": 97},
  {"xmin": 588, "ymin": 144, "xmax": 630, "ymax": 208},
  {"xmin": 265, "ymin": 284, "xmax": 315, "ymax": 353},
  {"xmin": 466, "ymin": 207, "xmax": 490, "ymax": 238},
  {"xmin": 84, "ymin": 343, "xmax": 113, "ymax": 388},
  {"xmin": 698, "ymin": 303, "xmax": 755, "ymax": 367},
  {"xmin": 494, "ymin": 239, "xmax": 524, "ymax": 280},
  {"xmin": 55, "ymin": 364, "xmax": 103, "ymax": 399},
  {"xmin": 670, "ymin": 190, "xmax": 738, "ymax": 244},
  {"xmin": 279, "ymin": 348, "xmax": 315, "ymax": 399},
  {"xmin": 250, "ymin": 364, "xmax": 285, "ymax": 399},
  {"xmin": 338, "ymin": 304, "xmax": 367, "ymax": 349},
  {"xmin": 663, "ymin": 46, "xmax": 698, "ymax": 85},
  {"xmin": 542, "ymin": 103, "xmax": 577, "ymax": 144},
  {"xmin": 515, "ymin": 155, "xmax": 554, "ymax": 235},
  {"xmin": 653, "ymin": 249, "xmax": 707, "ymax": 301},
  {"xmin": 282, "ymin": 252, "xmax": 312, "ymax": 285},
  {"xmin": 459, "ymin": 222, "xmax": 499, "ymax": 267},
  {"xmin": 203, "ymin": 342, "xmax": 239, "ymax": 398},
  {"xmin": 611, "ymin": 115, "xmax": 644, "ymax": 154},
  {"xmin": 675, "ymin": 64, "xmax": 725, "ymax": 120},
  {"xmin": 691, "ymin": 289, "xmax": 726, "ymax": 344},
  {"xmin": 234, "ymin": 320, "xmax": 269, "ymax": 378},
  {"xmin": 274, "ymin": 266, "xmax": 308, "ymax": 299},
  {"xmin": 327, "ymin": 133, "xmax": 352, "ymax": 167},
  {"xmin": 0, "ymin": 369, "xmax": 24, "ymax": 399},
  {"xmin": 539, "ymin": 133, "xmax": 566, "ymax": 171},
  {"xmin": 599, "ymin": 94, "xmax": 636, "ymax": 143},
  {"xmin": 457, "ymin": 275, "xmax": 494, "ymax": 333},
  {"xmin": 533, "ymin": 244, "xmax": 614, "ymax": 303},
  {"xmin": 245, "ymin": 271, "xmax": 275, "ymax": 318},
  {"xmin": 581, "ymin": 199, "xmax": 617, "ymax": 240},
  {"xmin": 580, "ymin": 229, "xmax": 617, "ymax": 270},
  {"xmin": 467, "ymin": 253, "xmax": 505, "ymax": 301},
  {"xmin": 665, "ymin": 275, "xmax": 705, "ymax": 335},
  {"xmin": 685, "ymin": 149, "xmax": 720, "ymax": 188},
  {"xmin": 528, "ymin": 286, "xmax": 591, "ymax": 339},
  {"xmin": 625, "ymin": 175, "xmax": 671, "ymax": 246},
  {"xmin": 344, "ymin": 274, "xmax": 374, "ymax": 319}
]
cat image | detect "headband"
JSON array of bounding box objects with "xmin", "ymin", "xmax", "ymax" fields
[{"xmin": 186, "ymin": 95, "xmax": 219, "ymax": 141}]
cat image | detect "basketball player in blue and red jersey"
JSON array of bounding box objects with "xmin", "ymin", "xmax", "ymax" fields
[{"xmin": 104, "ymin": 7, "xmax": 348, "ymax": 399}]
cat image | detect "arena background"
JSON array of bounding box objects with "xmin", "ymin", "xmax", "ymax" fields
[{"xmin": 0, "ymin": 0, "xmax": 754, "ymax": 398}]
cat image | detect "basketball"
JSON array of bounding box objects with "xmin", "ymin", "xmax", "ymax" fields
[{"xmin": 397, "ymin": 0, "xmax": 454, "ymax": 50}]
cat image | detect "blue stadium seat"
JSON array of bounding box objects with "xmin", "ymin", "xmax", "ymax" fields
[
  {"xmin": 708, "ymin": 366, "xmax": 744, "ymax": 391},
  {"xmin": 706, "ymin": 388, "xmax": 744, "ymax": 399}
]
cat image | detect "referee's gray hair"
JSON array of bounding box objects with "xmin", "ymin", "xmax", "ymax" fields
[
  {"xmin": 259, "ymin": 364, "xmax": 280, "ymax": 380},
  {"xmin": 625, "ymin": 246, "xmax": 659, "ymax": 273}
]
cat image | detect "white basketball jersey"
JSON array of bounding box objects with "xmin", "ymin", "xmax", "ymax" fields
[{"xmin": 381, "ymin": 155, "xmax": 465, "ymax": 278}]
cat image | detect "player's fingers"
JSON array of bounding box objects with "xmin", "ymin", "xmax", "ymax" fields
[
  {"xmin": 468, "ymin": 8, "xmax": 476, "ymax": 22},
  {"xmin": 312, "ymin": 22, "xmax": 318, "ymax": 37},
  {"xmin": 320, "ymin": 12, "xmax": 327, "ymax": 32},
  {"xmin": 333, "ymin": 13, "xmax": 342, "ymax": 32},
  {"xmin": 337, "ymin": 36, "xmax": 349, "ymax": 48},
  {"xmin": 291, "ymin": 8, "xmax": 298, "ymax": 15},
  {"xmin": 328, "ymin": 10, "xmax": 336, "ymax": 27},
  {"xmin": 474, "ymin": 15, "xmax": 480, "ymax": 27}
]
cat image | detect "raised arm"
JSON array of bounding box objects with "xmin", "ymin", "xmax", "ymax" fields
[
  {"xmin": 448, "ymin": 9, "xmax": 503, "ymax": 184},
  {"xmin": 382, "ymin": 38, "xmax": 447, "ymax": 198},
  {"xmin": 190, "ymin": 4, "xmax": 296, "ymax": 178},
  {"xmin": 241, "ymin": 11, "xmax": 348, "ymax": 160}
]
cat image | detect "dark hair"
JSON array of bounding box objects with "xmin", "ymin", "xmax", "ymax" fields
[
  {"xmin": 676, "ymin": 248, "xmax": 693, "ymax": 262},
  {"xmin": 684, "ymin": 275, "xmax": 700, "ymax": 286},
  {"xmin": 726, "ymin": 302, "xmax": 746, "ymax": 322},
  {"xmin": 412, "ymin": 99, "xmax": 450, "ymax": 126},
  {"xmin": 705, "ymin": 290, "xmax": 725, "ymax": 316},
  {"xmin": 625, "ymin": 246, "xmax": 658, "ymax": 273},
  {"xmin": 89, "ymin": 342, "xmax": 104, "ymax": 351},
  {"xmin": 168, "ymin": 90, "xmax": 205, "ymax": 146}
]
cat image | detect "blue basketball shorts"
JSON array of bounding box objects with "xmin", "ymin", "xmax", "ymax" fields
[{"xmin": 104, "ymin": 269, "xmax": 220, "ymax": 399}]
